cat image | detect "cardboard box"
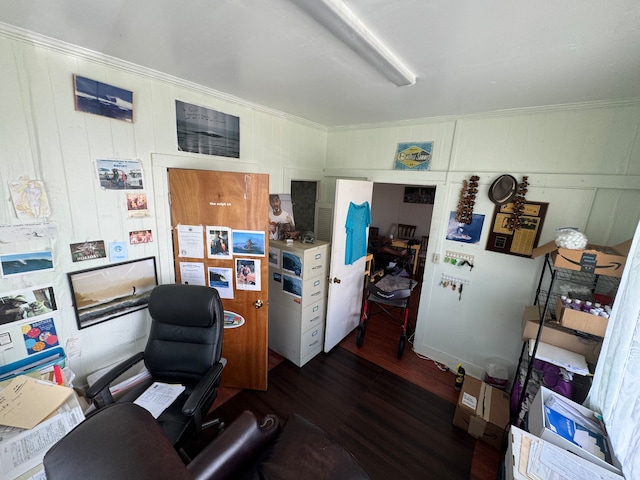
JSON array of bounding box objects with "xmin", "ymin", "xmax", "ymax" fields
[
  {"xmin": 555, "ymin": 299, "xmax": 608, "ymax": 337},
  {"xmin": 532, "ymin": 239, "xmax": 631, "ymax": 278},
  {"xmin": 521, "ymin": 306, "xmax": 602, "ymax": 364},
  {"xmin": 452, "ymin": 376, "xmax": 510, "ymax": 449},
  {"xmin": 529, "ymin": 386, "xmax": 622, "ymax": 475}
]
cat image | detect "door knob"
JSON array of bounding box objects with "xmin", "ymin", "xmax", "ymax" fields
[{"xmin": 254, "ymin": 299, "xmax": 263, "ymax": 309}]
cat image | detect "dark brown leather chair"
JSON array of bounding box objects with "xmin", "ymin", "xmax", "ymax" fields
[{"xmin": 43, "ymin": 403, "xmax": 371, "ymax": 480}]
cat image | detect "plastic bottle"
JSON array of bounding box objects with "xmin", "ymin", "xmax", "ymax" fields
[
  {"xmin": 560, "ymin": 295, "xmax": 568, "ymax": 306},
  {"xmin": 573, "ymin": 299, "xmax": 582, "ymax": 310},
  {"xmin": 583, "ymin": 301, "xmax": 592, "ymax": 313},
  {"xmin": 454, "ymin": 363, "xmax": 465, "ymax": 391}
]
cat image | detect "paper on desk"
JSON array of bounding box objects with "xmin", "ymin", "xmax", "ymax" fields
[
  {"xmin": 133, "ymin": 382, "xmax": 185, "ymax": 418},
  {"xmin": 0, "ymin": 394, "xmax": 84, "ymax": 480},
  {"xmin": 0, "ymin": 376, "xmax": 72, "ymax": 429}
]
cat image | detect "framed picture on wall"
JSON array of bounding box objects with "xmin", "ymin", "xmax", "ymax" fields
[{"xmin": 68, "ymin": 257, "xmax": 158, "ymax": 329}]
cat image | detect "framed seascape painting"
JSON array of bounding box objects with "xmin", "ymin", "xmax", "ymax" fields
[{"xmin": 68, "ymin": 257, "xmax": 158, "ymax": 329}]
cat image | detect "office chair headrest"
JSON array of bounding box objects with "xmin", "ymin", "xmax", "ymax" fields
[{"xmin": 148, "ymin": 284, "xmax": 222, "ymax": 328}]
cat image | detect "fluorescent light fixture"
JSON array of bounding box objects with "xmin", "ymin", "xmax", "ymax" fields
[{"xmin": 293, "ymin": 0, "xmax": 416, "ymax": 87}]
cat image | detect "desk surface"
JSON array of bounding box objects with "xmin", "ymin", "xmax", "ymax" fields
[{"xmin": 1, "ymin": 392, "xmax": 85, "ymax": 480}]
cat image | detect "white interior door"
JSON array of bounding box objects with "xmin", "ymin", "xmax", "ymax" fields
[{"xmin": 324, "ymin": 179, "xmax": 373, "ymax": 352}]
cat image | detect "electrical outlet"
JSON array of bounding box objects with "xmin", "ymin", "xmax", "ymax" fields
[{"xmin": 432, "ymin": 252, "xmax": 440, "ymax": 264}]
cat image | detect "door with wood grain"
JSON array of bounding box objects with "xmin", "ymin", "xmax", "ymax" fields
[{"xmin": 168, "ymin": 169, "xmax": 269, "ymax": 390}]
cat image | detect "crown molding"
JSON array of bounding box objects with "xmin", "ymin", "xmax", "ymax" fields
[{"xmin": 0, "ymin": 22, "xmax": 327, "ymax": 132}]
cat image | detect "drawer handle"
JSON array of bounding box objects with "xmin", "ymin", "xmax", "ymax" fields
[
  {"xmin": 313, "ymin": 305, "xmax": 319, "ymax": 312},
  {"xmin": 315, "ymin": 254, "xmax": 322, "ymax": 260},
  {"xmin": 309, "ymin": 340, "xmax": 320, "ymax": 347},
  {"xmin": 311, "ymin": 291, "xmax": 320, "ymax": 296},
  {"xmin": 312, "ymin": 265, "xmax": 322, "ymax": 270},
  {"xmin": 309, "ymin": 316, "xmax": 320, "ymax": 323},
  {"xmin": 314, "ymin": 280, "xmax": 320, "ymax": 286}
]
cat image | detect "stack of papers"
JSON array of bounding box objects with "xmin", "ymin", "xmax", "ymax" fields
[
  {"xmin": 0, "ymin": 376, "xmax": 73, "ymax": 429},
  {"xmin": 508, "ymin": 426, "xmax": 622, "ymax": 480},
  {"xmin": 133, "ymin": 382, "xmax": 185, "ymax": 418}
]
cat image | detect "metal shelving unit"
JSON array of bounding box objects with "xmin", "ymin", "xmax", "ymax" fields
[{"xmin": 511, "ymin": 252, "xmax": 620, "ymax": 427}]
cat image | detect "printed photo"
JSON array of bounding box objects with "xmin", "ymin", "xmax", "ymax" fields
[
  {"xmin": 0, "ymin": 251, "xmax": 54, "ymax": 278},
  {"xmin": 96, "ymin": 159, "xmax": 143, "ymax": 190},
  {"xmin": 0, "ymin": 286, "xmax": 57, "ymax": 325},
  {"xmin": 235, "ymin": 258, "xmax": 261, "ymax": 291},
  {"xmin": 74, "ymin": 74, "xmax": 133, "ymax": 122},
  {"xmin": 207, "ymin": 226, "xmax": 232, "ymax": 259},
  {"xmin": 70, "ymin": 240, "xmax": 107, "ymax": 262},
  {"xmin": 232, "ymin": 230, "xmax": 265, "ymax": 256}
]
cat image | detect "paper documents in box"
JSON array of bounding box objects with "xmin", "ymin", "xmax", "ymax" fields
[
  {"xmin": 0, "ymin": 375, "xmax": 73, "ymax": 429},
  {"xmin": 134, "ymin": 382, "xmax": 185, "ymax": 418},
  {"xmin": 528, "ymin": 339, "xmax": 589, "ymax": 375}
]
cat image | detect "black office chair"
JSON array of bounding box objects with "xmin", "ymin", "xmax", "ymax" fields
[{"xmin": 85, "ymin": 284, "xmax": 225, "ymax": 450}]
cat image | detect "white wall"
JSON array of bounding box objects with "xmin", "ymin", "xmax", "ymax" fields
[
  {"xmin": 325, "ymin": 105, "xmax": 640, "ymax": 379},
  {"xmin": 2, "ymin": 27, "xmax": 640, "ymax": 388},
  {"xmin": 0, "ymin": 30, "xmax": 327, "ymax": 384}
]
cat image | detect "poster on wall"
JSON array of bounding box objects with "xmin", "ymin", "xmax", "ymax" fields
[
  {"xmin": 446, "ymin": 212, "xmax": 485, "ymax": 244},
  {"xmin": 393, "ymin": 142, "xmax": 433, "ymax": 171},
  {"xmin": 0, "ymin": 251, "xmax": 54, "ymax": 278},
  {"xmin": 269, "ymin": 194, "xmax": 296, "ymax": 240},
  {"xmin": 8, "ymin": 178, "xmax": 51, "ymax": 220},
  {"xmin": 126, "ymin": 193, "xmax": 148, "ymax": 217},
  {"xmin": 0, "ymin": 223, "xmax": 57, "ymax": 243},
  {"xmin": 175, "ymin": 100, "xmax": 240, "ymax": 158},
  {"xmin": 486, "ymin": 201, "xmax": 548, "ymax": 257},
  {"xmin": 21, "ymin": 317, "xmax": 59, "ymax": 355},
  {"xmin": 74, "ymin": 74, "xmax": 133, "ymax": 123},
  {"xmin": 96, "ymin": 159, "xmax": 144, "ymax": 190},
  {"xmin": 0, "ymin": 286, "xmax": 57, "ymax": 326},
  {"xmin": 70, "ymin": 240, "xmax": 106, "ymax": 262}
]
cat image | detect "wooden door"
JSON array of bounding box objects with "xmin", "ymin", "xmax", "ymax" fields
[{"xmin": 168, "ymin": 169, "xmax": 268, "ymax": 390}]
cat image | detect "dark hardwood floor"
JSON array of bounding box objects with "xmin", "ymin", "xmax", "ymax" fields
[{"xmin": 206, "ymin": 269, "xmax": 502, "ymax": 479}]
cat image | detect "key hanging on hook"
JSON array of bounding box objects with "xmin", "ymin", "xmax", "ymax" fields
[{"xmin": 458, "ymin": 283, "xmax": 464, "ymax": 301}]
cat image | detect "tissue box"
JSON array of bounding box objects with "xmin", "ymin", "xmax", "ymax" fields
[{"xmin": 452, "ymin": 376, "xmax": 510, "ymax": 449}]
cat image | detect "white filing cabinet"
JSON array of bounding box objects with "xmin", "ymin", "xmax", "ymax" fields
[{"xmin": 268, "ymin": 239, "xmax": 330, "ymax": 367}]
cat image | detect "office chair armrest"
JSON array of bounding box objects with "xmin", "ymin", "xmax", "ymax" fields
[
  {"xmin": 187, "ymin": 410, "xmax": 280, "ymax": 480},
  {"xmin": 85, "ymin": 352, "xmax": 145, "ymax": 406},
  {"xmin": 182, "ymin": 361, "xmax": 225, "ymax": 416}
]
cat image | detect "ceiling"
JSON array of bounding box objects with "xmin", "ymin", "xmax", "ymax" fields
[{"xmin": 1, "ymin": 0, "xmax": 640, "ymax": 127}]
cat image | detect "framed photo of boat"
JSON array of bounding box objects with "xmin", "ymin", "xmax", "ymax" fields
[
  {"xmin": 68, "ymin": 257, "xmax": 158, "ymax": 330},
  {"xmin": 73, "ymin": 74, "xmax": 133, "ymax": 123}
]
